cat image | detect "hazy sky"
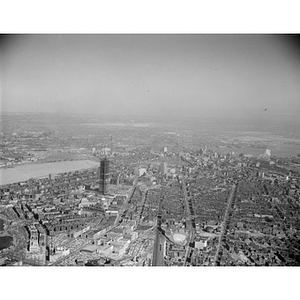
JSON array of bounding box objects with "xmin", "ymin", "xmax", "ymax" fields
[{"xmin": 1, "ymin": 34, "xmax": 300, "ymax": 120}]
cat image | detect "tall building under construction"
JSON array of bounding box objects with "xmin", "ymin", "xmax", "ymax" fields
[
  {"xmin": 99, "ymin": 157, "xmax": 110, "ymax": 194},
  {"xmin": 109, "ymin": 134, "xmax": 113, "ymax": 152}
]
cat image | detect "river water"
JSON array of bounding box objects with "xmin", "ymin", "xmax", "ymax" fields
[
  {"xmin": 212, "ymin": 145, "xmax": 300, "ymax": 158},
  {"xmin": 0, "ymin": 160, "xmax": 99, "ymax": 186}
]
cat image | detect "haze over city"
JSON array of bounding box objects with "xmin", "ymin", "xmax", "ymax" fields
[
  {"xmin": 1, "ymin": 35, "xmax": 300, "ymax": 124},
  {"xmin": 1, "ymin": 34, "xmax": 300, "ymax": 269},
  {"xmin": 2, "ymin": 1, "xmax": 300, "ymax": 298}
]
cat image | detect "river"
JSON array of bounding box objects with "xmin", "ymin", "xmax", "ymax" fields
[
  {"xmin": 0, "ymin": 160, "xmax": 99, "ymax": 186},
  {"xmin": 212, "ymin": 144, "xmax": 300, "ymax": 158}
]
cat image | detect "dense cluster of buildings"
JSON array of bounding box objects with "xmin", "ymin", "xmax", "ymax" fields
[{"xmin": 1, "ymin": 113, "xmax": 300, "ymax": 267}]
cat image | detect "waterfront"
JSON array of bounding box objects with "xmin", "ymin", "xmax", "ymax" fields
[
  {"xmin": 214, "ymin": 144, "xmax": 300, "ymax": 158},
  {"xmin": 0, "ymin": 160, "xmax": 99, "ymax": 186}
]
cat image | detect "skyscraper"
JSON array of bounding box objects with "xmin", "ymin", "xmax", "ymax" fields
[
  {"xmin": 99, "ymin": 157, "xmax": 110, "ymax": 194},
  {"xmin": 109, "ymin": 134, "xmax": 113, "ymax": 152},
  {"xmin": 159, "ymin": 162, "xmax": 167, "ymax": 175}
]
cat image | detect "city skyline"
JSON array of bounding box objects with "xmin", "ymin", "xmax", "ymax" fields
[{"xmin": 1, "ymin": 33, "xmax": 300, "ymax": 270}]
